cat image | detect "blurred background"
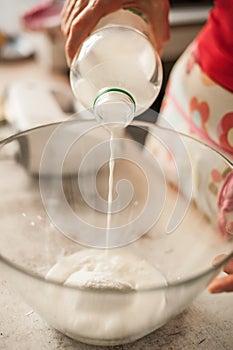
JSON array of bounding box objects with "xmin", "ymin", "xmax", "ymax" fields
[{"xmin": 0, "ymin": 0, "xmax": 38, "ymax": 35}]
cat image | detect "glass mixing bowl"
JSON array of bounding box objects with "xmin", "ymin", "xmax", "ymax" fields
[{"xmin": 0, "ymin": 117, "xmax": 232, "ymax": 346}]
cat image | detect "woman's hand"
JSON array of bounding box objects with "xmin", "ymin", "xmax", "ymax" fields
[
  {"xmin": 61, "ymin": 0, "xmax": 170, "ymax": 66},
  {"xmin": 208, "ymin": 257, "xmax": 233, "ymax": 293}
]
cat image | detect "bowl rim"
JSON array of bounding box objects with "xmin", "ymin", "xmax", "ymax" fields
[
  {"xmin": 1, "ymin": 118, "xmax": 232, "ymax": 165},
  {"xmin": 1, "ymin": 251, "xmax": 233, "ymax": 293},
  {"xmin": 0, "ymin": 119, "xmax": 233, "ymax": 293}
]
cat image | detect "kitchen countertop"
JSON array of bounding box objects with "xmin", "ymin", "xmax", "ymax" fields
[{"xmin": 0, "ymin": 58, "xmax": 233, "ymax": 350}]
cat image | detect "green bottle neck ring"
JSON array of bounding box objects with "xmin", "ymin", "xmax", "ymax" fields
[{"xmin": 93, "ymin": 88, "xmax": 136, "ymax": 113}]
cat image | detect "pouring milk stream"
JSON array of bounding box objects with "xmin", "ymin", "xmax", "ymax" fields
[{"xmin": 46, "ymin": 8, "xmax": 165, "ymax": 341}]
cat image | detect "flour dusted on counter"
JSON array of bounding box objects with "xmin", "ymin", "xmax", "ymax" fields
[{"xmin": 45, "ymin": 249, "xmax": 167, "ymax": 341}]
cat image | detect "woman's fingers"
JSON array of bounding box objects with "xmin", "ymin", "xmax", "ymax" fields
[
  {"xmin": 121, "ymin": 0, "xmax": 170, "ymax": 54},
  {"xmin": 65, "ymin": 0, "xmax": 124, "ymax": 65},
  {"xmin": 61, "ymin": 0, "xmax": 78, "ymax": 23},
  {"xmin": 223, "ymin": 258, "xmax": 233, "ymax": 274},
  {"xmin": 208, "ymin": 257, "xmax": 233, "ymax": 293},
  {"xmin": 61, "ymin": 0, "xmax": 79, "ymax": 33},
  {"xmin": 208, "ymin": 274, "xmax": 233, "ymax": 293},
  {"xmin": 62, "ymin": 0, "xmax": 170, "ymax": 65},
  {"xmin": 62, "ymin": 0, "xmax": 89, "ymax": 36},
  {"xmin": 145, "ymin": 0, "xmax": 170, "ymax": 54},
  {"xmin": 65, "ymin": 4, "xmax": 102, "ymax": 65}
]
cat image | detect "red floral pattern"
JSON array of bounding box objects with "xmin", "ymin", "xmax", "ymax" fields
[
  {"xmin": 211, "ymin": 169, "xmax": 222, "ymax": 183},
  {"xmin": 186, "ymin": 53, "xmax": 196, "ymax": 74},
  {"xmin": 189, "ymin": 97, "xmax": 210, "ymax": 134},
  {"xmin": 218, "ymin": 112, "xmax": 233, "ymax": 153},
  {"xmin": 218, "ymin": 171, "xmax": 233, "ymax": 239}
]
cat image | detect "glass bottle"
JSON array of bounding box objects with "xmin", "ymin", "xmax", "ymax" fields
[{"xmin": 70, "ymin": 9, "xmax": 163, "ymax": 126}]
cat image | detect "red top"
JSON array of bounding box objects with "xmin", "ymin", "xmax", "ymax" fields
[{"xmin": 196, "ymin": 0, "xmax": 233, "ymax": 92}]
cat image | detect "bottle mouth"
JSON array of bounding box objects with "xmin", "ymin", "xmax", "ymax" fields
[
  {"xmin": 93, "ymin": 88, "xmax": 136, "ymax": 127},
  {"xmin": 93, "ymin": 88, "xmax": 136, "ymax": 111}
]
